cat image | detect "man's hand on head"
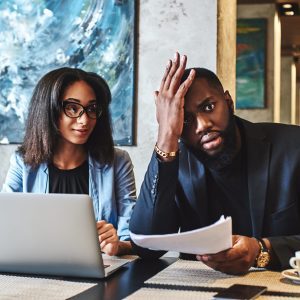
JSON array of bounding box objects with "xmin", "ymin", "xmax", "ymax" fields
[{"xmin": 155, "ymin": 52, "xmax": 195, "ymax": 158}]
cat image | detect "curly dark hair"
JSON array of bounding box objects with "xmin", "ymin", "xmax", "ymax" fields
[
  {"xmin": 18, "ymin": 67, "xmax": 114, "ymax": 167},
  {"xmin": 181, "ymin": 67, "xmax": 224, "ymax": 94}
]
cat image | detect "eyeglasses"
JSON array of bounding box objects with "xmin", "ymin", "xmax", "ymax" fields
[{"xmin": 62, "ymin": 101, "xmax": 102, "ymax": 119}]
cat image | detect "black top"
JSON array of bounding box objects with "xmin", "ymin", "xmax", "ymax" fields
[
  {"xmin": 206, "ymin": 128, "xmax": 252, "ymax": 236},
  {"xmin": 48, "ymin": 160, "xmax": 89, "ymax": 194}
]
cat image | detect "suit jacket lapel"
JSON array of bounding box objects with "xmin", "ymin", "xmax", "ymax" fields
[
  {"xmin": 242, "ymin": 119, "xmax": 270, "ymax": 237},
  {"xmin": 180, "ymin": 145, "xmax": 209, "ymax": 227}
]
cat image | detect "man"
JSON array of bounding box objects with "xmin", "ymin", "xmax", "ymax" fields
[{"xmin": 129, "ymin": 52, "xmax": 300, "ymax": 274}]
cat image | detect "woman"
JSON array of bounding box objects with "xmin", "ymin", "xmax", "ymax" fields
[{"xmin": 2, "ymin": 67, "xmax": 136, "ymax": 256}]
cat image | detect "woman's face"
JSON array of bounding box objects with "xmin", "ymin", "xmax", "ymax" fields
[{"xmin": 58, "ymin": 80, "xmax": 98, "ymax": 146}]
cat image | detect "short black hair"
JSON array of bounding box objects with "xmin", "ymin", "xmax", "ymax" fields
[
  {"xmin": 181, "ymin": 67, "xmax": 224, "ymax": 94},
  {"xmin": 18, "ymin": 67, "xmax": 114, "ymax": 167}
]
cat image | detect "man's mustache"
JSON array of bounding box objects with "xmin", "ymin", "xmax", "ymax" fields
[{"xmin": 199, "ymin": 130, "xmax": 224, "ymax": 142}]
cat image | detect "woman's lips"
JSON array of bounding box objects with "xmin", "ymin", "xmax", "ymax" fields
[{"xmin": 73, "ymin": 129, "xmax": 89, "ymax": 136}]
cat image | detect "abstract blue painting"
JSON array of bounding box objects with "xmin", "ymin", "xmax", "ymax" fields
[
  {"xmin": 0, "ymin": 0, "xmax": 135, "ymax": 145},
  {"xmin": 236, "ymin": 18, "xmax": 267, "ymax": 109}
]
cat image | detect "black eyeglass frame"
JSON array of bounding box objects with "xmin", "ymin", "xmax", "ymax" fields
[{"xmin": 62, "ymin": 100, "xmax": 102, "ymax": 119}]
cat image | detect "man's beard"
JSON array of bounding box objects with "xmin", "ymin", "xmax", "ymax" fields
[{"xmin": 185, "ymin": 113, "xmax": 238, "ymax": 171}]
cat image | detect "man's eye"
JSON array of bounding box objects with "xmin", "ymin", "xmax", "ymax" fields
[{"xmin": 203, "ymin": 103, "xmax": 215, "ymax": 112}]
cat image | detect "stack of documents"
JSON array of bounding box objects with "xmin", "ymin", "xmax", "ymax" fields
[{"xmin": 130, "ymin": 216, "xmax": 232, "ymax": 255}]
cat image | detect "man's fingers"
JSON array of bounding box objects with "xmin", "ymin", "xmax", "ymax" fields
[
  {"xmin": 163, "ymin": 52, "xmax": 179, "ymax": 90},
  {"xmin": 177, "ymin": 69, "xmax": 195, "ymax": 97},
  {"xmin": 169, "ymin": 54, "xmax": 187, "ymax": 92},
  {"xmin": 201, "ymin": 249, "xmax": 243, "ymax": 264},
  {"xmin": 159, "ymin": 60, "xmax": 172, "ymax": 91},
  {"xmin": 154, "ymin": 91, "xmax": 159, "ymax": 105}
]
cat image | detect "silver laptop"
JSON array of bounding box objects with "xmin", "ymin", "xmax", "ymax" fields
[{"xmin": 0, "ymin": 192, "xmax": 129, "ymax": 278}]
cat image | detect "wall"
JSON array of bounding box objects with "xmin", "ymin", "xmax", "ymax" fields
[
  {"xmin": 124, "ymin": 0, "xmax": 219, "ymax": 191},
  {"xmin": 297, "ymin": 82, "xmax": 300, "ymax": 124},
  {"xmin": 0, "ymin": 0, "xmax": 219, "ymax": 191},
  {"xmin": 280, "ymin": 56, "xmax": 297, "ymax": 124},
  {"xmin": 217, "ymin": 0, "xmax": 237, "ymax": 101},
  {"xmin": 236, "ymin": 4, "xmax": 281, "ymax": 123},
  {"xmin": 0, "ymin": 145, "xmax": 17, "ymax": 188}
]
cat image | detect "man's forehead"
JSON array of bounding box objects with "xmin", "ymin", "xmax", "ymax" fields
[{"xmin": 186, "ymin": 78, "xmax": 218, "ymax": 100}]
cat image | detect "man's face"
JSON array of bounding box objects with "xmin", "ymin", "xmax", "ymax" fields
[{"xmin": 181, "ymin": 78, "xmax": 238, "ymax": 169}]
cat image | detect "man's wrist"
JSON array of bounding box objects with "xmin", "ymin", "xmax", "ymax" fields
[
  {"xmin": 254, "ymin": 238, "xmax": 271, "ymax": 268},
  {"xmin": 154, "ymin": 143, "xmax": 178, "ymax": 159}
]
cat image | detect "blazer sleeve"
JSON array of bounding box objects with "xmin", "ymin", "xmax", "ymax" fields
[
  {"xmin": 114, "ymin": 149, "xmax": 137, "ymax": 241},
  {"xmin": 1, "ymin": 152, "xmax": 24, "ymax": 192},
  {"xmin": 129, "ymin": 152, "xmax": 181, "ymax": 258},
  {"xmin": 268, "ymin": 235, "xmax": 300, "ymax": 270}
]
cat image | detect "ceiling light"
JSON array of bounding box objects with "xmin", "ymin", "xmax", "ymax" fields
[
  {"xmin": 285, "ymin": 11, "xmax": 295, "ymax": 15},
  {"xmin": 277, "ymin": 3, "xmax": 299, "ymax": 16},
  {"xmin": 283, "ymin": 4, "xmax": 292, "ymax": 9}
]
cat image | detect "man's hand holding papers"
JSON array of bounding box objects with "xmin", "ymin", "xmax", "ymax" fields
[
  {"xmin": 130, "ymin": 216, "xmax": 232, "ymax": 255},
  {"xmin": 196, "ymin": 235, "xmax": 262, "ymax": 275},
  {"xmin": 131, "ymin": 216, "xmax": 263, "ymax": 275}
]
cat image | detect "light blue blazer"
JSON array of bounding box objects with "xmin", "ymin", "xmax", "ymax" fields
[{"xmin": 1, "ymin": 148, "xmax": 137, "ymax": 241}]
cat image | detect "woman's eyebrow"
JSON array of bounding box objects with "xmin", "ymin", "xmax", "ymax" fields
[{"xmin": 63, "ymin": 98, "xmax": 97, "ymax": 104}]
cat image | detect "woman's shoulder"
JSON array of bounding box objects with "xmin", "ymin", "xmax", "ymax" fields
[
  {"xmin": 9, "ymin": 151, "xmax": 47, "ymax": 172},
  {"xmin": 9, "ymin": 150, "xmax": 25, "ymax": 166},
  {"xmin": 88, "ymin": 148, "xmax": 132, "ymax": 169},
  {"xmin": 113, "ymin": 147, "xmax": 131, "ymax": 161},
  {"xmin": 112, "ymin": 148, "xmax": 133, "ymax": 170}
]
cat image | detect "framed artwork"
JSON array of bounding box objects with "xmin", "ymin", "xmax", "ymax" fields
[
  {"xmin": 236, "ymin": 18, "xmax": 267, "ymax": 109},
  {"xmin": 0, "ymin": 0, "xmax": 136, "ymax": 145}
]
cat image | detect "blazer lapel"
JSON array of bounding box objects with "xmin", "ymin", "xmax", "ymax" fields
[
  {"xmin": 243, "ymin": 121, "xmax": 270, "ymax": 238},
  {"xmin": 180, "ymin": 146, "xmax": 209, "ymax": 227},
  {"xmin": 191, "ymin": 163, "xmax": 209, "ymax": 227}
]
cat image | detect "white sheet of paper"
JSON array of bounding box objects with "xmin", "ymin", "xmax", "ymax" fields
[{"xmin": 130, "ymin": 216, "xmax": 232, "ymax": 255}]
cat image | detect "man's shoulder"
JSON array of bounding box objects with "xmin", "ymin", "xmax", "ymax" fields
[
  {"xmin": 238, "ymin": 117, "xmax": 300, "ymax": 149},
  {"xmin": 238, "ymin": 117, "xmax": 300, "ymax": 135}
]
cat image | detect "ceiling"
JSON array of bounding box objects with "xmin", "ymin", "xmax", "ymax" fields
[{"xmin": 238, "ymin": 0, "xmax": 300, "ymax": 81}]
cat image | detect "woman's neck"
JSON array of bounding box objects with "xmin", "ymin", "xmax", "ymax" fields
[{"xmin": 53, "ymin": 142, "xmax": 87, "ymax": 170}]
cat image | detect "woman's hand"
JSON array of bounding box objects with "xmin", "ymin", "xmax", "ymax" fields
[{"xmin": 96, "ymin": 220, "xmax": 120, "ymax": 256}]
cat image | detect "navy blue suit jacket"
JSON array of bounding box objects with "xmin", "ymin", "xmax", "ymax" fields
[{"xmin": 130, "ymin": 117, "xmax": 300, "ymax": 269}]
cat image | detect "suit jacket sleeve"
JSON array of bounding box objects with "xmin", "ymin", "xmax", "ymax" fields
[
  {"xmin": 268, "ymin": 236, "xmax": 300, "ymax": 269},
  {"xmin": 129, "ymin": 152, "xmax": 181, "ymax": 258}
]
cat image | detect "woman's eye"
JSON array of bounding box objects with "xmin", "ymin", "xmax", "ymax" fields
[
  {"xmin": 65, "ymin": 104, "xmax": 80, "ymax": 114},
  {"xmin": 66, "ymin": 104, "xmax": 79, "ymax": 113},
  {"xmin": 87, "ymin": 104, "xmax": 97, "ymax": 113}
]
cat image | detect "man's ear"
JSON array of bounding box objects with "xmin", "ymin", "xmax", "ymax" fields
[{"xmin": 224, "ymin": 90, "xmax": 234, "ymax": 113}]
